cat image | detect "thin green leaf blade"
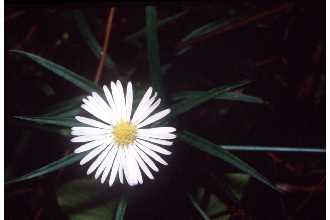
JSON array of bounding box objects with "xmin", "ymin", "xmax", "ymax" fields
[
  {"xmin": 188, "ymin": 193, "xmax": 212, "ymax": 220},
  {"xmin": 15, "ymin": 116, "xmax": 79, "ymax": 127},
  {"xmin": 11, "ymin": 50, "xmax": 99, "ymax": 93},
  {"xmin": 222, "ymin": 145, "xmax": 326, "ymax": 153},
  {"xmin": 170, "ymin": 80, "xmax": 252, "ymax": 118},
  {"xmin": 114, "ymin": 195, "xmax": 128, "ymax": 220},
  {"xmin": 42, "ymin": 96, "xmax": 83, "ymax": 117},
  {"xmin": 125, "ymin": 9, "xmax": 188, "ymax": 42},
  {"xmin": 73, "ymin": 10, "xmax": 116, "ymax": 71},
  {"xmin": 145, "ymin": 6, "xmax": 164, "ymax": 97},
  {"xmin": 172, "ymin": 91, "xmax": 264, "ymax": 104},
  {"xmin": 179, "ymin": 131, "xmax": 278, "ymax": 191},
  {"xmin": 6, "ymin": 153, "xmax": 84, "ymax": 184}
]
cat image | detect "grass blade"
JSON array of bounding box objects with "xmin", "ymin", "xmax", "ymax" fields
[
  {"xmin": 222, "ymin": 145, "xmax": 326, "ymax": 153},
  {"xmin": 125, "ymin": 9, "xmax": 188, "ymax": 42},
  {"xmin": 73, "ymin": 10, "xmax": 117, "ymax": 73},
  {"xmin": 6, "ymin": 153, "xmax": 84, "ymax": 184},
  {"xmin": 11, "ymin": 50, "xmax": 99, "ymax": 93},
  {"xmin": 114, "ymin": 195, "xmax": 128, "ymax": 220},
  {"xmin": 188, "ymin": 194, "xmax": 211, "ymax": 220},
  {"xmin": 15, "ymin": 116, "xmax": 79, "ymax": 127},
  {"xmin": 145, "ymin": 6, "xmax": 164, "ymax": 97},
  {"xmin": 180, "ymin": 16, "xmax": 240, "ymax": 44},
  {"xmin": 173, "ymin": 90, "xmax": 264, "ymax": 104},
  {"xmin": 42, "ymin": 96, "xmax": 83, "ymax": 117},
  {"xmin": 170, "ymin": 80, "xmax": 252, "ymax": 118},
  {"xmin": 179, "ymin": 131, "xmax": 278, "ymax": 191}
]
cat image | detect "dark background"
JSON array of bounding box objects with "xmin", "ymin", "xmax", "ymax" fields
[{"xmin": 5, "ymin": 1, "xmax": 325, "ymax": 220}]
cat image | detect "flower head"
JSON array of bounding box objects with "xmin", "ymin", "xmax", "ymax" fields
[{"xmin": 71, "ymin": 80, "xmax": 176, "ymax": 186}]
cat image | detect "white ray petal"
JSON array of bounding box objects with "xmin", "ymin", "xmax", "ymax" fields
[
  {"xmin": 95, "ymin": 146, "xmax": 118, "ymax": 180},
  {"xmin": 71, "ymin": 127, "xmax": 111, "ymax": 136},
  {"xmin": 137, "ymin": 136, "xmax": 173, "ymax": 146},
  {"xmin": 118, "ymin": 160, "xmax": 124, "ymax": 184},
  {"xmin": 136, "ymin": 139, "xmax": 172, "ymax": 155},
  {"xmin": 87, "ymin": 143, "xmax": 113, "ymax": 175},
  {"xmin": 109, "ymin": 148, "xmax": 122, "ymax": 186},
  {"xmin": 71, "ymin": 134, "xmax": 108, "ymax": 143},
  {"xmin": 135, "ymin": 98, "xmax": 161, "ymax": 125},
  {"xmin": 132, "ymin": 93, "xmax": 157, "ymax": 124},
  {"xmin": 80, "ymin": 104, "xmax": 112, "ymax": 125},
  {"xmin": 100, "ymin": 147, "xmax": 120, "ymax": 183},
  {"xmin": 137, "ymin": 127, "xmax": 176, "ymax": 140},
  {"xmin": 111, "ymin": 82, "xmax": 125, "ymax": 120},
  {"xmin": 91, "ymin": 92, "xmax": 116, "ymax": 125},
  {"xmin": 75, "ymin": 116, "xmax": 111, "ymax": 129},
  {"xmin": 103, "ymin": 85, "xmax": 120, "ymax": 121},
  {"xmin": 80, "ymin": 141, "xmax": 109, "ymax": 165},
  {"xmin": 116, "ymin": 80, "xmax": 127, "ymax": 119},
  {"xmin": 125, "ymin": 82, "xmax": 133, "ymax": 121},
  {"xmin": 137, "ymin": 109, "xmax": 171, "ymax": 128},
  {"xmin": 85, "ymin": 96, "xmax": 113, "ymax": 124},
  {"xmin": 74, "ymin": 138, "xmax": 107, "ymax": 153},
  {"xmin": 133, "ymin": 145, "xmax": 159, "ymax": 172},
  {"xmin": 129, "ymin": 146, "xmax": 154, "ymax": 180},
  {"xmin": 127, "ymin": 146, "xmax": 143, "ymax": 184},
  {"xmin": 131, "ymin": 87, "xmax": 153, "ymax": 123},
  {"xmin": 123, "ymin": 148, "xmax": 136, "ymax": 186},
  {"xmin": 122, "ymin": 151, "xmax": 131, "ymax": 185},
  {"xmin": 136, "ymin": 142, "xmax": 168, "ymax": 165}
]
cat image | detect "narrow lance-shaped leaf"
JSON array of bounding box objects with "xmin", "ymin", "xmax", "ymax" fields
[
  {"xmin": 42, "ymin": 96, "xmax": 83, "ymax": 117},
  {"xmin": 11, "ymin": 50, "xmax": 99, "ymax": 93},
  {"xmin": 114, "ymin": 195, "xmax": 128, "ymax": 220},
  {"xmin": 188, "ymin": 193, "xmax": 212, "ymax": 220},
  {"xmin": 73, "ymin": 10, "xmax": 117, "ymax": 73},
  {"xmin": 180, "ymin": 16, "xmax": 240, "ymax": 44},
  {"xmin": 222, "ymin": 145, "xmax": 326, "ymax": 153},
  {"xmin": 170, "ymin": 80, "xmax": 252, "ymax": 118},
  {"xmin": 179, "ymin": 131, "xmax": 279, "ymax": 192},
  {"xmin": 172, "ymin": 90, "xmax": 264, "ymax": 104},
  {"xmin": 6, "ymin": 153, "xmax": 84, "ymax": 184},
  {"xmin": 176, "ymin": 16, "xmax": 240, "ymax": 55},
  {"xmin": 15, "ymin": 116, "xmax": 79, "ymax": 128},
  {"xmin": 145, "ymin": 6, "xmax": 164, "ymax": 98},
  {"xmin": 125, "ymin": 9, "xmax": 188, "ymax": 42}
]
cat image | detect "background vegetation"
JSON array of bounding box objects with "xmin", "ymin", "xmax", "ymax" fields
[{"xmin": 5, "ymin": 1, "xmax": 325, "ymax": 220}]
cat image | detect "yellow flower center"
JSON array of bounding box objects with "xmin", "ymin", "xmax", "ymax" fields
[{"xmin": 112, "ymin": 120, "xmax": 137, "ymax": 146}]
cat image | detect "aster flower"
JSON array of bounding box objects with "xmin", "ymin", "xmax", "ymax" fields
[{"xmin": 71, "ymin": 80, "xmax": 176, "ymax": 187}]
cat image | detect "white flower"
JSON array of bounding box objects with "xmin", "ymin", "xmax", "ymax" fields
[{"xmin": 71, "ymin": 80, "xmax": 176, "ymax": 187}]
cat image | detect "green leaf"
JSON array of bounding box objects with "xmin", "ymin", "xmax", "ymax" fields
[
  {"xmin": 114, "ymin": 195, "xmax": 128, "ymax": 220},
  {"xmin": 222, "ymin": 145, "xmax": 326, "ymax": 153},
  {"xmin": 42, "ymin": 96, "xmax": 83, "ymax": 117},
  {"xmin": 181, "ymin": 17, "xmax": 240, "ymax": 42},
  {"xmin": 172, "ymin": 91, "xmax": 264, "ymax": 104},
  {"xmin": 11, "ymin": 50, "xmax": 99, "ymax": 93},
  {"xmin": 179, "ymin": 131, "xmax": 278, "ymax": 191},
  {"xmin": 223, "ymin": 173, "xmax": 250, "ymax": 200},
  {"xmin": 6, "ymin": 153, "xmax": 84, "ymax": 184},
  {"xmin": 145, "ymin": 6, "xmax": 164, "ymax": 97},
  {"xmin": 73, "ymin": 10, "xmax": 117, "ymax": 72},
  {"xmin": 57, "ymin": 179, "xmax": 117, "ymax": 220},
  {"xmin": 15, "ymin": 116, "xmax": 79, "ymax": 128},
  {"xmin": 176, "ymin": 16, "xmax": 241, "ymax": 55},
  {"xmin": 180, "ymin": 16, "xmax": 240, "ymax": 44},
  {"xmin": 188, "ymin": 193, "xmax": 212, "ymax": 220},
  {"xmin": 125, "ymin": 9, "xmax": 188, "ymax": 42},
  {"xmin": 193, "ymin": 188, "xmax": 231, "ymax": 220},
  {"xmin": 170, "ymin": 80, "xmax": 252, "ymax": 118}
]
